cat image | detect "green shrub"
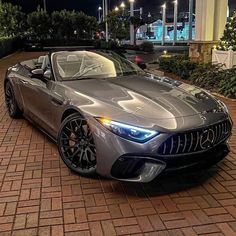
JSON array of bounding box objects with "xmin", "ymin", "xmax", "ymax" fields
[
  {"xmin": 139, "ymin": 41, "xmax": 154, "ymax": 52},
  {"xmin": 0, "ymin": 37, "xmax": 22, "ymax": 58},
  {"xmin": 219, "ymin": 68, "xmax": 236, "ymax": 99},
  {"xmin": 120, "ymin": 44, "xmax": 139, "ymax": 51},
  {"xmin": 190, "ymin": 64, "xmax": 236, "ymax": 98},
  {"xmin": 190, "ymin": 63, "xmax": 224, "ymax": 91},
  {"xmin": 159, "ymin": 55, "xmax": 236, "ymax": 99},
  {"xmin": 159, "ymin": 55, "xmax": 198, "ymax": 80}
]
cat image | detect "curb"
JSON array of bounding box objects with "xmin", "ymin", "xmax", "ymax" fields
[{"xmin": 0, "ymin": 50, "xmax": 21, "ymax": 61}]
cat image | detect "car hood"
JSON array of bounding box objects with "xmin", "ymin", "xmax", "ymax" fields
[{"xmin": 64, "ymin": 75, "xmax": 220, "ymax": 120}]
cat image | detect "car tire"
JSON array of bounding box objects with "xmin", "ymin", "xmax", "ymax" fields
[
  {"xmin": 57, "ymin": 113, "xmax": 97, "ymax": 177},
  {"xmin": 4, "ymin": 81, "xmax": 22, "ymax": 118}
]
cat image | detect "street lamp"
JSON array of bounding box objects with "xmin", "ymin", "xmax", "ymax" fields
[
  {"xmin": 98, "ymin": 6, "xmax": 102, "ymax": 23},
  {"xmin": 120, "ymin": 2, "xmax": 125, "ymax": 9},
  {"xmin": 129, "ymin": 0, "xmax": 135, "ymax": 45},
  {"xmin": 173, "ymin": 0, "xmax": 178, "ymax": 45},
  {"xmin": 120, "ymin": 2, "xmax": 125, "ymax": 14},
  {"xmin": 162, "ymin": 3, "xmax": 166, "ymax": 46},
  {"xmin": 114, "ymin": 6, "xmax": 119, "ymax": 12}
]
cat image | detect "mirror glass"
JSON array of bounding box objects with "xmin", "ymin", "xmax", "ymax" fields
[{"xmin": 44, "ymin": 70, "xmax": 52, "ymax": 80}]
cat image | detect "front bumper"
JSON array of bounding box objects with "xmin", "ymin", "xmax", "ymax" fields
[
  {"xmin": 111, "ymin": 143, "xmax": 229, "ymax": 182},
  {"xmin": 87, "ymin": 116, "xmax": 232, "ymax": 183}
]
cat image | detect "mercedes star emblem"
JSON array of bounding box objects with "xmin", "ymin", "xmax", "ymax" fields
[{"xmin": 200, "ymin": 129, "xmax": 215, "ymax": 150}]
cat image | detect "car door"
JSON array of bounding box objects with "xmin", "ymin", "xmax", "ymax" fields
[
  {"xmin": 18, "ymin": 72, "xmax": 54, "ymax": 130},
  {"xmin": 19, "ymin": 63, "xmax": 67, "ymax": 138}
]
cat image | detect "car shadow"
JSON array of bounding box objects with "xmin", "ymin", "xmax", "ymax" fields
[{"xmin": 112, "ymin": 167, "xmax": 219, "ymax": 197}]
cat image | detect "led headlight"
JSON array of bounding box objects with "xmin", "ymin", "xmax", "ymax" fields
[
  {"xmin": 218, "ymin": 100, "xmax": 229, "ymax": 113},
  {"xmin": 97, "ymin": 118, "xmax": 159, "ymax": 143}
]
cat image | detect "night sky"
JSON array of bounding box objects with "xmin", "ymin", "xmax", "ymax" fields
[{"xmin": 4, "ymin": 0, "xmax": 236, "ymax": 17}]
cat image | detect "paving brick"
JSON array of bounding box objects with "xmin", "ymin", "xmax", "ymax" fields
[
  {"xmin": 64, "ymin": 209, "xmax": 76, "ymax": 224},
  {"xmin": 137, "ymin": 216, "xmax": 154, "ymax": 232},
  {"xmin": 113, "ymin": 217, "xmax": 137, "ymax": 227},
  {"xmin": 64, "ymin": 223, "xmax": 89, "ymax": 232},
  {"xmin": 116, "ymin": 225, "xmax": 141, "ymax": 235},
  {"xmin": 217, "ymin": 223, "xmax": 236, "ymax": 236},
  {"xmin": 12, "ymin": 228, "xmax": 38, "ymax": 236},
  {"xmin": 101, "ymin": 220, "xmax": 116, "ymax": 236},
  {"xmin": 89, "ymin": 221, "xmax": 103, "ymax": 236},
  {"xmin": 13, "ymin": 214, "xmax": 26, "ymax": 229}
]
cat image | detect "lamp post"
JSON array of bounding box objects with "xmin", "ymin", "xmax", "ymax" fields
[
  {"xmin": 102, "ymin": 0, "xmax": 105, "ymax": 21},
  {"xmin": 189, "ymin": 0, "xmax": 193, "ymax": 41},
  {"xmin": 162, "ymin": 3, "xmax": 166, "ymax": 46},
  {"xmin": 173, "ymin": 0, "xmax": 178, "ymax": 45},
  {"xmin": 114, "ymin": 6, "xmax": 119, "ymax": 12},
  {"xmin": 98, "ymin": 6, "xmax": 102, "ymax": 23},
  {"xmin": 129, "ymin": 0, "xmax": 135, "ymax": 45},
  {"xmin": 43, "ymin": 0, "xmax": 47, "ymax": 12},
  {"xmin": 105, "ymin": 0, "xmax": 109, "ymax": 42}
]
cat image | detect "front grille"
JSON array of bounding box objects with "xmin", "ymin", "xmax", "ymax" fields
[{"xmin": 157, "ymin": 120, "xmax": 232, "ymax": 156}]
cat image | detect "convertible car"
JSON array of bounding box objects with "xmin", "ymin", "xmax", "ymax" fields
[{"xmin": 4, "ymin": 50, "xmax": 233, "ymax": 182}]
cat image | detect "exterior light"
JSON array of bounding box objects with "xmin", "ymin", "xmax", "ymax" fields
[
  {"xmin": 162, "ymin": 3, "xmax": 166, "ymax": 9},
  {"xmin": 114, "ymin": 6, "xmax": 119, "ymax": 11},
  {"xmin": 129, "ymin": 0, "xmax": 135, "ymax": 3},
  {"xmin": 163, "ymin": 50, "xmax": 167, "ymax": 55},
  {"xmin": 120, "ymin": 2, "xmax": 125, "ymax": 8},
  {"xmin": 98, "ymin": 6, "xmax": 103, "ymax": 23}
]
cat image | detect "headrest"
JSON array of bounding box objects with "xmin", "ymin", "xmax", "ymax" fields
[
  {"xmin": 38, "ymin": 56, "xmax": 45, "ymax": 64},
  {"xmin": 67, "ymin": 55, "xmax": 79, "ymax": 62}
]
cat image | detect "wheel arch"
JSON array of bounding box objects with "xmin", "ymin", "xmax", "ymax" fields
[
  {"xmin": 61, "ymin": 108, "xmax": 84, "ymax": 123},
  {"xmin": 4, "ymin": 78, "xmax": 11, "ymax": 88}
]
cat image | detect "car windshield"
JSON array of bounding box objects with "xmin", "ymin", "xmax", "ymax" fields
[{"xmin": 52, "ymin": 50, "xmax": 143, "ymax": 80}]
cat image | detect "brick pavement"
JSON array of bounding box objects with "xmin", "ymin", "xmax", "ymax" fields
[{"xmin": 0, "ymin": 52, "xmax": 236, "ymax": 236}]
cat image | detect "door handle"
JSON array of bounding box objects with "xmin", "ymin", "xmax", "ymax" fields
[{"xmin": 51, "ymin": 97, "xmax": 63, "ymax": 106}]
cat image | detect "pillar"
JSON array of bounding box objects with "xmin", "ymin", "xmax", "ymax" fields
[
  {"xmin": 189, "ymin": 0, "xmax": 228, "ymax": 62},
  {"xmin": 213, "ymin": 0, "xmax": 228, "ymax": 40}
]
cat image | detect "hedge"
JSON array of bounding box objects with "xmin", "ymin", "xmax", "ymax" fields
[
  {"xmin": 0, "ymin": 37, "xmax": 22, "ymax": 59},
  {"xmin": 159, "ymin": 55, "xmax": 236, "ymax": 99}
]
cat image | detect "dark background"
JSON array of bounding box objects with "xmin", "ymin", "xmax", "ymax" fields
[{"xmin": 3, "ymin": 0, "xmax": 236, "ymax": 17}]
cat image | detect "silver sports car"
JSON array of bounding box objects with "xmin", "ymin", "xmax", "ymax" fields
[{"xmin": 4, "ymin": 50, "xmax": 233, "ymax": 182}]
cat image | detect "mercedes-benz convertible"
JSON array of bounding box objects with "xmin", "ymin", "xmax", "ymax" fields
[{"xmin": 4, "ymin": 50, "xmax": 233, "ymax": 182}]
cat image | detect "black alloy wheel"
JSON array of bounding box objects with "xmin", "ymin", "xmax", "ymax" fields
[
  {"xmin": 58, "ymin": 113, "xmax": 97, "ymax": 176},
  {"xmin": 5, "ymin": 81, "xmax": 22, "ymax": 118}
]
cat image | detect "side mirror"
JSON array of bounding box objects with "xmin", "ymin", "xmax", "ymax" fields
[{"xmin": 31, "ymin": 68, "xmax": 44, "ymax": 77}]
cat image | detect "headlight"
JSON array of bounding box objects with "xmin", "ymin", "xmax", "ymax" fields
[
  {"xmin": 218, "ymin": 100, "xmax": 229, "ymax": 113},
  {"xmin": 97, "ymin": 118, "xmax": 159, "ymax": 143}
]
